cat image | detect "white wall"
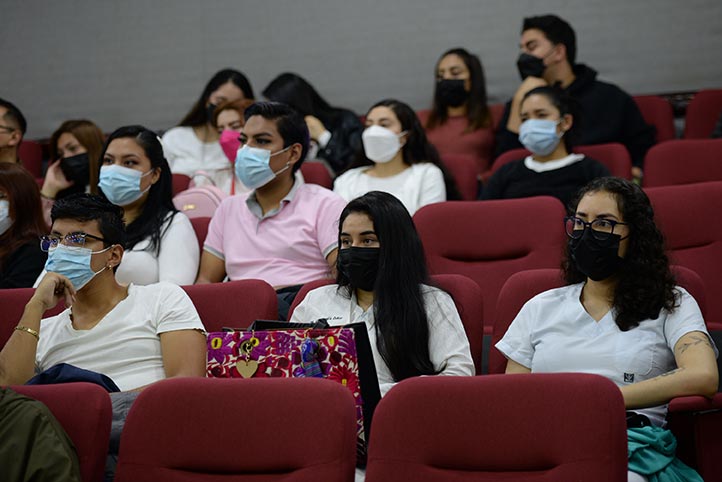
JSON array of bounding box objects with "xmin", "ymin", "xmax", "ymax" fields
[{"xmin": 2, "ymin": 0, "xmax": 721, "ymax": 138}]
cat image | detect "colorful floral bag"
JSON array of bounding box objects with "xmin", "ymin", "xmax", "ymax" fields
[{"xmin": 206, "ymin": 324, "xmax": 380, "ymax": 465}]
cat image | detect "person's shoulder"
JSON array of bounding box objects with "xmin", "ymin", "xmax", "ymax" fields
[
  {"xmin": 162, "ymin": 126, "xmax": 194, "ymax": 142},
  {"xmin": 578, "ymin": 156, "xmax": 610, "ymax": 173},
  {"xmin": 334, "ymin": 167, "xmax": 365, "ymax": 182},
  {"xmin": 412, "ymin": 162, "xmax": 444, "ymax": 175},
  {"xmin": 129, "ymin": 281, "xmax": 185, "ymax": 298},
  {"xmin": 298, "ymin": 182, "xmax": 346, "ymax": 203}
]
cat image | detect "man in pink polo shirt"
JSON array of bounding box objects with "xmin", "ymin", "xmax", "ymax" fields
[{"xmin": 196, "ymin": 102, "xmax": 347, "ymax": 319}]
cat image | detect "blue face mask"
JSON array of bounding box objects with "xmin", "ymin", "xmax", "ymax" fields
[
  {"xmin": 234, "ymin": 145, "xmax": 292, "ymax": 190},
  {"xmin": 518, "ymin": 119, "xmax": 563, "ymax": 156},
  {"xmin": 44, "ymin": 244, "xmax": 112, "ymax": 290},
  {"xmin": 99, "ymin": 165, "xmax": 153, "ymax": 206}
]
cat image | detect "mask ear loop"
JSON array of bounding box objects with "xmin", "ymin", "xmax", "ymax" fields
[{"xmin": 269, "ymin": 145, "xmax": 295, "ymax": 176}]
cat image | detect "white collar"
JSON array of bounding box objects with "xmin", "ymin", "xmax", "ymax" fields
[{"xmin": 524, "ymin": 153, "xmax": 585, "ymax": 173}]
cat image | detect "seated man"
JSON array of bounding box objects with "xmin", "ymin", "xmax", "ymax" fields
[
  {"xmin": 0, "ymin": 194, "xmax": 207, "ymax": 390},
  {"xmin": 494, "ymin": 14, "xmax": 655, "ymax": 178},
  {"xmin": 0, "ymin": 98, "xmax": 26, "ymax": 165},
  {"xmin": 196, "ymin": 102, "xmax": 347, "ymax": 319}
]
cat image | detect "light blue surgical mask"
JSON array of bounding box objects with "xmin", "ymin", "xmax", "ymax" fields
[
  {"xmin": 0, "ymin": 200, "xmax": 11, "ymax": 236},
  {"xmin": 234, "ymin": 145, "xmax": 292, "ymax": 190},
  {"xmin": 518, "ymin": 119, "xmax": 563, "ymax": 156},
  {"xmin": 44, "ymin": 244, "xmax": 112, "ymax": 290},
  {"xmin": 99, "ymin": 165, "xmax": 154, "ymax": 206}
]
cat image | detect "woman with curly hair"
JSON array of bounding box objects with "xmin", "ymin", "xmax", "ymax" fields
[{"xmin": 496, "ymin": 177, "xmax": 718, "ymax": 482}]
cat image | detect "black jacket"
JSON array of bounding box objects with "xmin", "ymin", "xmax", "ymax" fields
[
  {"xmin": 495, "ymin": 64, "xmax": 656, "ymax": 167},
  {"xmin": 318, "ymin": 109, "xmax": 364, "ymax": 175}
]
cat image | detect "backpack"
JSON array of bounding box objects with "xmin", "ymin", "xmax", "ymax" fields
[{"xmin": 172, "ymin": 185, "xmax": 228, "ymax": 218}]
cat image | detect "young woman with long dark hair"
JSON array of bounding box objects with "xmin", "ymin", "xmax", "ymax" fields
[
  {"xmin": 334, "ymin": 99, "xmax": 460, "ymax": 215},
  {"xmin": 292, "ymin": 191, "xmax": 474, "ymax": 395}
]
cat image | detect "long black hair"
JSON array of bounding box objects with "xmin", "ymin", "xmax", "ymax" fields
[
  {"xmin": 521, "ymin": 85, "xmax": 581, "ymax": 151},
  {"xmin": 179, "ymin": 69, "xmax": 254, "ymax": 127},
  {"xmin": 350, "ymin": 99, "xmax": 461, "ymax": 200},
  {"xmin": 98, "ymin": 125, "xmax": 177, "ymax": 255},
  {"xmin": 563, "ymin": 177, "xmax": 678, "ymax": 331},
  {"xmin": 337, "ymin": 191, "xmax": 441, "ymax": 381},
  {"xmin": 262, "ymin": 72, "xmax": 342, "ymax": 127},
  {"xmin": 426, "ymin": 48, "xmax": 491, "ymax": 132}
]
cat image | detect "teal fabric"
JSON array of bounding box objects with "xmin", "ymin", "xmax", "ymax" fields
[{"xmin": 627, "ymin": 426, "xmax": 702, "ymax": 482}]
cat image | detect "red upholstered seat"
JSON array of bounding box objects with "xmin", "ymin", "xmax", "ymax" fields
[
  {"xmin": 684, "ymin": 89, "xmax": 722, "ymax": 138},
  {"xmin": 490, "ymin": 142, "xmax": 632, "ymax": 180},
  {"xmin": 643, "ymin": 139, "xmax": 722, "ymax": 187},
  {"xmin": 18, "ymin": 140, "xmax": 44, "ymax": 178},
  {"xmin": 634, "ymin": 95, "xmax": 676, "ymax": 143},
  {"xmin": 189, "ymin": 216, "xmax": 211, "ymax": 254},
  {"xmin": 365, "ymin": 374, "xmax": 627, "ymax": 481},
  {"xmin": 0, "ymin": 288, "xmax": 65, "ymax": 347},
  {"xmin": 414, "ymin": 198, "xmax": 566, "ymax": 334},
  {"xmin": 646, "ymin": 181, "xmax": 722, "ymax": 330},
  {"xmin": 12, "ymin": 383, "xmax": 112, "ymax": 482},
  {"xmin": 171, "ymin": 173, "xmax": 191, "ymax": 196},
  {"xmin": 114, "ymin": 377, "xmax": 357, "ymax": 482},
  {"xmin": 182, "ymin": 279, "xmax": 278, "ymax": 332},
  {"xmin": 301, "ymin": 161, "xmax": 333, "ymax": 189},
  {"xmin": 441, "ymin": 153, "xmax": 479, "ymax": 200}
]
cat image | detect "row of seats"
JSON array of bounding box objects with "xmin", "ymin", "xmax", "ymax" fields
[{"xmin": 11, "ymin": 373, "xmax": 722, "ymax": 482}]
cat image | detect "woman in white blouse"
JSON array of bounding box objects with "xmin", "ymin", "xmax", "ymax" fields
[{"xmin": 333, "ymin": 99, "xmax": 460, "ymax": 215}]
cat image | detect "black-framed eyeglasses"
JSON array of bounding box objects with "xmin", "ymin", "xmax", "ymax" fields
[
  {"xmin": 564, "ymin": 216, "xmax": 629, "ymax": 241},
  {"xmin": 39, "ymin": 232, "xmax": 107, "ymax": 252}
]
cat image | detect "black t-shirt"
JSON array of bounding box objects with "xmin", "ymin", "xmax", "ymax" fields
[{"xmin": 0, "ymin": 241, "xmax": 47, "ymax": 289}]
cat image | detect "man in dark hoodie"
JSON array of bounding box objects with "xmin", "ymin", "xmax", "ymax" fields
[{"xmin": 494, "ymin": 14, "xmax": 655, "ymax": 178}]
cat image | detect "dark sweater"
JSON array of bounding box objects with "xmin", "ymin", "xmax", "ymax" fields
[
  {"xmin": 495, "ymin": 64, "xmax": 656, "ymax": 167},
  {"xmin": 481, "ymin": 156, "xmax": 611, "ymax": 208},
  {"xmin": 0, "ymin": 242, "xmax": 47, "ymax": 289}
]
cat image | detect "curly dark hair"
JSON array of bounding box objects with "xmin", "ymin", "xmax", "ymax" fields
[{"xmin": 562, "ymin": 177, "xmax": 678, "ymax": 331}]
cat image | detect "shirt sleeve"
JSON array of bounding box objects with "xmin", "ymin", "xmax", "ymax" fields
[
  {"xmin": 424, "ymin": 288, "xmax": 476, "ymax": 376},
  {"xmin": 481, "ymin": 162, "xmax": 514, "ymax": 200},
  {"xmin": 153, "ymin": 282, "xmax": 206, "ymax": 334},
  {"xmin": 203, "ymin": 198, "xmax": 230, "ymax": 260},
  {"xmin": 664, "ymin": 288, "xmax": 719, "ymax": 357},
  {"xmin": 156, "ymin": 212, "xmax": 200, "ymax": 285},
  {"xmin": 495, "ymin": 297, "xmax": 537, "ymax": 369},
  {"xmin": 314, "ymin": 191, "xmax": 346, "ymax": 258},
  {"xmin": 417, "ymin": 164, "xmax": 446, "ymax": 208}
]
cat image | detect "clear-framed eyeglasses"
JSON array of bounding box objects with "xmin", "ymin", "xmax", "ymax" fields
[
  {"xmin": 563, "ymin": 216, "xmax": 629, "ymax": 241},
  {"xmin": 39, "ymin": 232, "xmax": 107, "ymax": 252}
]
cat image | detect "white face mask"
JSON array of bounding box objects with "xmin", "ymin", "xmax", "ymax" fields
[
  {"xmin": 362, "ymin": 125, "xmax": 406, "ymax": 164},
  {"xmin": 0, "ymin": 200, "xmax": 12, "ymax": 235}
]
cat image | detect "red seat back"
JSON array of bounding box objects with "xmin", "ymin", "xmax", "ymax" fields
[
  {"xmin": 684, "ymin": 89, "xmax": 722, "ymax": 138},
  {"xmin": 301, "ymin": 161, "xmax": 333, "ymax": 189},
  {"xmin": 18, "ymin": 140, "xmax": 44, "ymax": 178},
  {"xmin": 441, "ymin": 154, "xmax": 478, "ymax": 200},
  {"xmin": 171, "ymin": 173, "xmax": 191, "ymax": 196},
  {"xmin": 643, "ymin": 139, "xmax": 722, "ymax": 187},
  {"xmin": 115, "ymin": 377, "xmax": 357, "ymax": 482},
  {"xmin": 366, "ymin": 374, "xmax": 627, "ymax": 482},
  {"xmin": 0, "ymin": 288, "xmax": 65, "ymax": 347},
  {"xmin": 189, "ymin": 216, "xmax": 211, "ymax": 254},
  {"xmin": 12, "ymin": 383, "xmax": 112, "ymax": 482},
  {"xmin": 414, "ymin": 198, "xmax": 566, "ymax": 334},
  {"xmin": 634, "ymin": 95, "xmax": 676, "ymax": 143},
  {"xmin": 182, "ymin": 279, "xmax": 278, "ymax": 332}
]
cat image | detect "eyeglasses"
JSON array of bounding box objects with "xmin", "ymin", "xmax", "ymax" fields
[
  {"xmin": 39, "ymin": 232, "xmax": 107, "ymax": 252},
  {"xmin": 564, "ymin": 216, "xmax": 629, "ymax": 241}
]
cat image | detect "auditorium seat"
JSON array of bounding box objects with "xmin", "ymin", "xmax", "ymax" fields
[
  {"xmin": 0, "ymin": 288, "xmax": 64, "ymax": 347},
  {"xmin": 288, "ymin": 274, "xmax": 485, "ymax": 375},
  {"xmin": 189, "ymin": 216, "xmax": 211, "ymax": 253},
  {"xmin": 114, "ymin": 377, "xmax": 356, "ymax": 482},
  {"xmin": 171, "ymin": 173, "xmax": 191, "ymax": 196},
  {"xmin": 414, "ymin": 198, "xmax": 566, "ymax": 334},
  {"xmin": 12, "ymin": 383, "xmax": 112, "ymax": 482},
  {"xmin": 301, "ymin": 161, "xmax": 333, "ymax": 189},
  {"xmin": 684, "ymin": 89, "xmax": 722, "ymax": 138},
  {"xmin": 633, "ymin": 95, "xmax": 676, "ymax": 143},
  {"xmin": 365, "ymin": 374, "xmax": 627, "ymax": 482},
  {"xmin": 18, "ymin": 140, "xmax": 44, "ymax": 178},
  {"xmin": 182, "ymin": 279, "xmax": 278, "ymax": 332},
  {"xmin": 643, "ymin": 139, "xmax": 722, "ymax": 187},
  {"xmin": 440, "ymin": 153, "xmax": 479, "ymax": 200}
]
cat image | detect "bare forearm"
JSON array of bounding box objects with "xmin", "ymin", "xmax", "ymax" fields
[
  {"xmin": 621, "ymin": 366, "xmax": 718, "ymax": 409},
  {"xmin": 0, "ymin": 301, "xmax": 45, "ymax": 385}
]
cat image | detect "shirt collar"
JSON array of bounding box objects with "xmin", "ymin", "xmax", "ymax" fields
[
  {"xmin": 524, "ymin": 153, "xmax": 585, "ymax": 173},
  {"xmin": 245, "ymin": 176, "xmax": 303, "ymax": 220}
]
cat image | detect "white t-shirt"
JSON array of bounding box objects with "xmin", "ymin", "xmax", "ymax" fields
[
  {"xmin": 35, "ymin": 282, "xmax": 205, "ymax": 391},
  {"xmin": 496, "ymin": 283, "xmax": 718, "ymax": 426},
  {"xmin": 291, "ymin": 284, "xmax": 475, "ymax": 396},
  {"xmin": 162, "ymin": 126, "xmax": 236, "ymax": 192},
  {"xmin": 116, "ymin": 211, "xmax": 199, "ymax": 286},
  {"xmin": 333, "ymin": 163, "xmax": 446, "ymax": 215}
]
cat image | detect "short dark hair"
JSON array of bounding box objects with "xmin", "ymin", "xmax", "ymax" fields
[
  {"xmin": 244, "ymin": 101, "xmax": 310, "ymax": 174},
  {"xmin": 51, "ymin": 193, "xmax": 127, "ymax": 248},
  {"xmin": 522, "ymin": 14, "xmax": 577, "ymax": 64},
  {"xmin": 0, "ymin": 97, "xmax": 27, "ymax": 135},
  {"xmin": 522, "ymin": 86, "xmax": 582, "ymax": 150}
]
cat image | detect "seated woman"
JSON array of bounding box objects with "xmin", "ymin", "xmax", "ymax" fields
[
  {"xmin": 262, "ymin": 73, "xmax": 363, "ymax": 175},
  {"xmin": 496, "ymin": 177, "xmax": 718, "ymax": 482},
  {"xmin": 482, "ymin": 86, "xmax": 609, "ymax": 206},
  {"xmin": 213, "ymin": 98, "xmax": 254, "ymax": 195},
  {"xmin": 0, "ymin": 163, "xmax": 47, "ymax": 288},
  {"xmin": 417, "ymin": 48, "xmax": 495, "ymax": 175},
  {"xmin": 39, "ymin": 119, "xmax": 105, "ymax": 225},
  {"xmin": 334, "ymin": 99, "xmax": 460, "ymax": 215},
  {"xmin": 162, "ymin": 69, "xmax": 254, "ymax": 188},
  {"xmin": 292, "ymin": 191, "xmax": 475, "ymax": 396}
]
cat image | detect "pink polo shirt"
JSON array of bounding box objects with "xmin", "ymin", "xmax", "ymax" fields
[{"xmin": 204, "ymin": 181, "xmax": 346, "ymax": 287}]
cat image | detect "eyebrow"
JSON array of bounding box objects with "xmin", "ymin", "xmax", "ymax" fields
[
  {"xmin": 576, "ymin": 211, "xmax": 620, "ymax": 220},
  {"xmin": 520, "ymin": 40, "xmax": 537, "ymax": 49}
]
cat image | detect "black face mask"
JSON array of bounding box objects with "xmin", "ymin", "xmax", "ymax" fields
[
  {"xmin": 59, "ymin": 153, "xmax": 90, "ymax": 186},
  {"xmin": 437, "ymin": 79, "xmax": 469, "ymax": 107},
  {"xmin": 569, "ymin": 230, "xmax": 625, "ymax": 282},
  {"xmin": 516, "ymin": 53, "xmax": 546, "ymax": 80},
  {"xmin": 338, "ymin": 247, "xmax": 380, "ymax": 292},
  {"xmin": 206, "ymin": 103, "xmax": 217, "ymax": 121}
]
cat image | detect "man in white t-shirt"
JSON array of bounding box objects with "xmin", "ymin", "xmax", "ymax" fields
[{"xmin": 0, "ymin": 194, "xmax": 207, "ymax": 391}]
